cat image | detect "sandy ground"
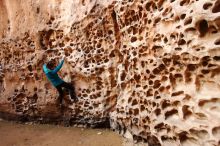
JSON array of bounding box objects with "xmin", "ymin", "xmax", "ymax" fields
[{"xmin": 0, "ymin": 120, "xmax": 124, "ymax": 146}]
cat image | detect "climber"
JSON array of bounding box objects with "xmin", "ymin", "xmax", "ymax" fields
[{"xmin": 43, "ymin": 57, "xmax": 78, "ymax": 105}]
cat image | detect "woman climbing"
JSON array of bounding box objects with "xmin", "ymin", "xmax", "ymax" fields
[{"xmin": 43, "ymin": 57, "xmax": 78, "ymax": 105}]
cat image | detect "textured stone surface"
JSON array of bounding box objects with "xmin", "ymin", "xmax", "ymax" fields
[{"xmin": 1, "ymin": 0, "xmax": 220, "ymax": 145}]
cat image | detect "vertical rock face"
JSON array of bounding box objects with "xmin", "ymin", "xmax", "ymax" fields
[
  {"xmin": 0, "ymin": 0, "xmax": 113, "ymax": 39},
  {"xmin": 0, "ymin": 0, "xmax": 220, "ymax": 145}
]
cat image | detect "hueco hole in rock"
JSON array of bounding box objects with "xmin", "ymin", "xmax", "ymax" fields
[{"xmin": 0, "ymin": 0, "xmax": 220, "ymax": 146}]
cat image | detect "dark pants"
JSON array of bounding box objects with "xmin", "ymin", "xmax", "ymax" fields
[{"xmin": 55, "ymin": 82, "xmax": 77, "ymax": 103}]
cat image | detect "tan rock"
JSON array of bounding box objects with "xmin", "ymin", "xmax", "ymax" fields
[{"xmin": 0, "ymin": 0, "xmax": 220, "ymax": 145}]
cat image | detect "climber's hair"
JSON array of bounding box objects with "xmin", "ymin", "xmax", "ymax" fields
[{"xmin": 47, "ymin": 59, "xmax": 56, "ymax": 70}]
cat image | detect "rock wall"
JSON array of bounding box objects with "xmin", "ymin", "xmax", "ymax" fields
[{"xmin": 0, "ymin": 0, "xmax": 220, "ymax": 145}]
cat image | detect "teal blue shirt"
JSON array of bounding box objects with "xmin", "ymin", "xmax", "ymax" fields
[{"xmin": 43, "ymin": 60, "xmax": 64, "ymax": 87}]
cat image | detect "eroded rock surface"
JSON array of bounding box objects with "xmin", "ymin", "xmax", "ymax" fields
[{"xmin": 0, "ymin": 0, "xmax": 220, "ymax": 145}]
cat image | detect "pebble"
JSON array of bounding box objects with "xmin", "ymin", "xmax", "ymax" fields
[{"xmin": 97, "ymin": 132, "xmax": 102, "ymax": 135}]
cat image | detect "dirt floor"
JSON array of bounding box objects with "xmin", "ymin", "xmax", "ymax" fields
[{"xmin": 0, "ymin": 120, "xmax": 124, "ymax": 146}]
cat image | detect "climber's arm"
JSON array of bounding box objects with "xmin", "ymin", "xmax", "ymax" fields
[
  {"xmin": 52, "ymin": 59, "xmax": 64, "ymax": 73},
  {"xmin": 43, "ymin": 64, "xmax": 48, "ymax": 73}
]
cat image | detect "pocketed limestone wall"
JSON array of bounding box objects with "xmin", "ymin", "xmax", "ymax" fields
[{"xmin": 0, "ymin": 0, "xmax": 220, "ymax": 145}]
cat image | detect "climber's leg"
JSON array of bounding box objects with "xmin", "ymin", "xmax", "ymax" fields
[
  {"xmin": 61, "ymin": 82, "xmax": 77, "ymax": 101},
  {"xmin": 55, "ymin": 85, "xmax": 64, "ymax": 104}
]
